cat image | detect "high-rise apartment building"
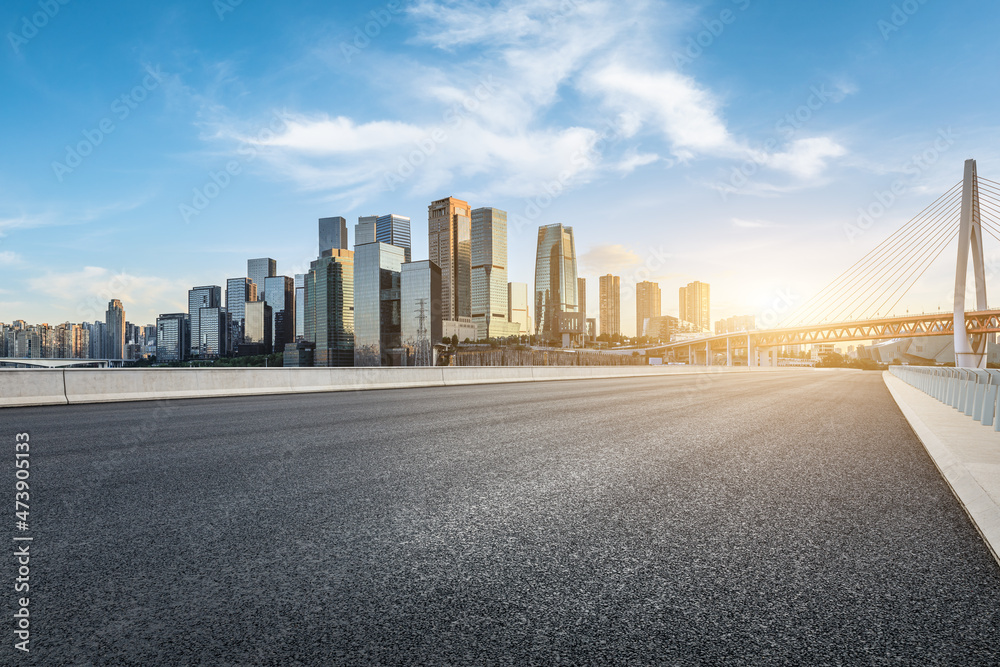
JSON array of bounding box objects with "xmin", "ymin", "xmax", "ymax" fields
[
  {"xmin": 599, "ymin": 275, "xmax": 621, "ymax": 337},
  {"xmin": 533, "ymin": 224, "xmax": 579, "ymax": 342},
  {"xmin": 578, "ymin": 277, "xmax": 587, "ymax": 332},
  {"xmin": 508, "ymin": 282, "xmax": 532, "ymax": 335},
  {"xmin": 716, "ymin": 315, "xmax": 756, "ymax": 334},
  {"xmin": 471, "ymin": 207, "xmax": 513, "ymax": 340},
  {"xmin": 636, "ymin": 281, "xmax": 661, "ymax": 338},
  {"xmin": 263, "ymin": 275, "xmax": 295, "ymax": 353},
  {"xmin": 354, "ymin": 242, "xmax": 405, "ymax": 366},
  {"xmin": 156, "ymin": 313, "xmax": 189, "ymax": 362},
  {"xmin": 319, "ymin": 216, "xmax": 348, "ymax": 255},
  {"xmin": 188, "ymin": 285, "xmax": 221, "ymax": 358},
  {"xmin": 376, "ymin": 213, "xmax": 412, "ymax": 263},
  {"xmin": 247, "ymin": 258, "xmax": 277, "ymax": 302},
  {"xmin": 679, "ymin": 281, "xmax": 711, "ymax": 332},
  {"xmin": 304, "ymin": 249, "xmax": 355, "ymax": 367},
  {"xmin": 105, "ymin": 299, "xmax": 125, "ymax": 360},
  {"xmin": 428, "ymin": 197, "xmax": 472, "ymax": 322},
  {"xmin": 226, "ymin": 278, "xmax": 256, "ymax": 348},
  {"xmin": 401, "ymin": 261, "xmax": 442, "ymax": 366}
]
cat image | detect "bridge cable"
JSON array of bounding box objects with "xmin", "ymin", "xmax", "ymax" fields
[{"xmin": 779, "ymin": 182, "xmax": 963, "ymax": 326}]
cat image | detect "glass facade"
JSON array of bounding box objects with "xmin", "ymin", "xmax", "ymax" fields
[
  {"xmin": 533, "ymin": 224, "xmax": 579, "ymax": 342},
  {"xmin": 294, "ymin": 274, "xmax": 305, "ymax": 341},
  {"xmin": 244, "ymin": 301, "xmax": 273, "ymax": 353},
  {"xmin": 247, "ymin": 258, "xmax": 277, "ymax": 303},
  {"xmin": 428, "ymin": 197, "xmax": 471, "ymax": 321},
  {"xmin": 355, "ymin": 216, "xmax": 377, "ymax": 246},
  {"xmin": 319, "ymin": 216, "xmax": 348, "ymax": 255},
  {"xmin": 304, "ymin": 249, "xmax": 354, "ymax": 367},
  {"xmin": 187, "ymin": 285, "xmax": 221, "ymax": 358},
  {"xmin": 354, "ymin": 242, "xmax": 405, "ymax": 366},
  {"xmin": 226, "ymin": 278, "xmax": 256, "ymax": 347},
  {"xmin": 376, "ymin": 213, "xmax": 412, "ymax": 263},
  {"xmin": 401, "ymin": 260, "xmax": 442, "ymax": 366},
  {"xmin": 264, "ymin": 275, "xmax": 295, "ymax": 353},
  {"xmin": 471, "ymin": 207, "xmax": 510, "ymax": 340},
  {"xmin": 156, "ymin": 313, "xmax": 188, "ymax": 362},
  {"xmin": 198, "ymin": 307, "xmax": 230, "ymax": 358},
  {"xmin": 507, "ymin": 282, "xmax": 532, "ymax": 335}
]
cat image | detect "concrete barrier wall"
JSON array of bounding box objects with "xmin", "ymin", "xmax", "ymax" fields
[{"xmin": 2, "ymin": 364, "xmax": 798, "ymax": 409}]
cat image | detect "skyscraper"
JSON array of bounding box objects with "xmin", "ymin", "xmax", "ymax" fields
[
  {"xmin": 401, "ymin": 261, "xmax": 442, "ymax": 366},
  {"xmin": 188, "ymin": 285, "xmax": 221, "ymax": 358},
  {"xmin": 471, "ymin": 207, "xmax": 513, "ymax": 340},
  {"xmin": 319, "ymin": 216, "xmax": 348, "ymax": 255},
  {"xmin": 354, "ymin": 242, "xmax": 405, "ymax": 366},
  {"xmin": 355, "ymin": 215, "xmax": 377, "ymax": 246},
  {"xmin": 534, "ymin": 224, "xmax": 578, "ymax": 342},
  {"xmin": 428, "ymin": 197, "xmax": 472, "ymax": 321},
  {"xmin": 263, "ymin": 275, "xmax": 295, "ymax": 354},
  {"xmin": 105, "ymin": 299, "xmax": 125, "ymax": 360},
  {"xmin": 679, "ymin": 281, "xmax": 711, "ymax": 332},
  {"xmin": 198, "ymin": 307, "xmax": 230, "ymax": 358},
  {"xmin": 508, "ymin": 282, "xmax": 532, "ymax": 336},
  {"xmin": 244, "ymin": 301, "xmax": 272, "ymax": 354},
  {"xmin": 578, "ymin": 277, "xmax": 587, "ymax": 337},
  {"xmin": 294, "ymin": 274, "xmax": 305, "ymax": 341},
  {"xmin": 247, "ymin": 258, "xmax": 277, "ymax": 302},
  {"xmin": 636, "ymin": 281, "xmax": 661, "ymax": 338},
  {"xmin": 376, "ymin": 213, "xmax": 412, "ymax": 263},
  {"xmin": 599, "ymin": 274, "xmax": 621, "ymax": 337},
  {"xmin": 156, "ymin": 313, "xmax": 189, "ymax": 362},
  {"xmin": 226, "ymin": 278, "xmax": 256, "ymax": 347},
  {"xmin": 304, "ymin": 249, "xmax": 355, "ymax": 367}
]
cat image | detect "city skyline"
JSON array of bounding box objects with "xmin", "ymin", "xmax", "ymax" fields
[{"xmin": 4, "ymin": 1, "xmax": 999, "ymax": 335}]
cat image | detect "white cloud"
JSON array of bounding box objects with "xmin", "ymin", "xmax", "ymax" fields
[
  {"xmin": 579, "ymin": 244, "xmax": 643, "ymax": 275},
  {"xmin": 764, "ymin": 137, "xmax": 847, "ymax": 179},
  {"xmin": 27, "ymin": 267, "xmax": 180, "ymax": 324},
  {"xmin": 0, "ymin": 251, "xmax": 23, "ymax": 266}
]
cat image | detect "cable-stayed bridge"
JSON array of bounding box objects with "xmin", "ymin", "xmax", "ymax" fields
[{"xmin": 650, "ymin": 159, "xmax": 1000, "ymax": 368}]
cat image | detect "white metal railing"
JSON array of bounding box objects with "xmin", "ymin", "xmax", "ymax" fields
[{"xmin": 889, "ymin": 365, "xmax": 1000, "ymax": 430}]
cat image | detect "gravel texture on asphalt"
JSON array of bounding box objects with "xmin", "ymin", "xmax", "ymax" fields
[{"xmin": 5, "ymin": 370, "xmax": 1000, "ymax": 665}]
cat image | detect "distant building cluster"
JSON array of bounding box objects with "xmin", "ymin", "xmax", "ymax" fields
[{"xmin": 5, "ymin": 196, "xmax": 768, "ymax": 364}]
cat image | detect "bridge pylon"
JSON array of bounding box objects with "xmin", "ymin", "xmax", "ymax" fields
[{"xmin": 954, "ymin": 159, "xmax": 988, "ymax": 368}]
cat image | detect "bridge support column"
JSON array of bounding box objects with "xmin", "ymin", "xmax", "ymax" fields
[
  {"xmin": 748, "ymin": 335, "xmax": 757, "ymax": 368},
  {"xmin": 955, "ymin": 158, "xmax": 988, "ymax": 368},
  {"xmin": 726, "ymin": 337, "xmax": 732, "ymax": 367},
  {"xmin": 706, "ymin": 341, "xmax": 712, "ymax": 366}
]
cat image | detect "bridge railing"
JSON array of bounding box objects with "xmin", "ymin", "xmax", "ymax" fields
[{"xmin": 889, "ymin": 366, "xmax": 1000, "ymax": 431}]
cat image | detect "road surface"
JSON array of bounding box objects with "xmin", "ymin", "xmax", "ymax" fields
[{"xmin": 5, "ymin": 370, "xmax": 1000, "ymax": 665}]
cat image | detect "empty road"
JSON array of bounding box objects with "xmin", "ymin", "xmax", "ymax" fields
[{"xmin": 5, "ymin": 370, "xmax": 1000, "ymax": 665}]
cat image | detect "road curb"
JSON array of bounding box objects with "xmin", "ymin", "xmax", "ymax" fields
[{"xmin": 883, "ymin": 371, "xmax": 1000, "ymax": 567}]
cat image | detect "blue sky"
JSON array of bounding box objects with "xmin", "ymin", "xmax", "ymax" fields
[{"xmin": 2, "ymin": 0, "xmax": 999, "ymax": 334}]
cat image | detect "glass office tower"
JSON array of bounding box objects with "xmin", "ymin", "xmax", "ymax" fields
[
  {"xmin": 355, "ymin": 215, "xmax": 377, "ymax": 246},
  {"xmin": 263, "ymin": 275, "xmax": 295, "ymax": 353},
  {"xmin": 155, "ymin": 313, "xmax": 189, "ymax": 362},
  {"xmin": 244, "ymin": 301, "xmax": 272, "ymax": 354},
  {"xmin": 428, "ymin": 197, "xmax": 471, "ymax": 321},
  {"xmin": 226, "ymin": 278, "xmax": 256, "ymax": 347},
  {"xmin": 354, "ymin": 242, "xmax": 405, "ymax": 366},
  {"xmin": 304, "ymin": 249, "xmax": 355, "ymax": 367},
  {"xmin": 105, "ymin": 299, "xmax": 125, "ymax": 360},
  {"xmin": 471, "ymin": 207, "xmax": 510, "ymax": 340},
  {"xmin": 187, "ymin": 285, "xmax": 221, "ymax": 358},
  {"xmin": 294, "ymin": 274, "xmax": 305, "ymax": 341},
  {"xmin": 376, "ymin": 213, "xmax": 412, "ymax": 263},
  {"xmin": 198, "ymin": 307, "xmax": 230, "ymax": 358},
  {"xmin": 401, "ymin": 260, "xmax": 442, "ymax": 366},
  {"xmin": 533, "ymin": 224, "xmax": 579, "ymax": 343},
  {"xmin": 319, "ymin": 216, "xmax": 348, "ymax": 255},
  {"xmin": 247, "ymin": 258, "xmax": 277, "ymax": 302}
]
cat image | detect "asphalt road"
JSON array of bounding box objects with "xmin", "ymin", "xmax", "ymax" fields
[{"xmin": 4, "ymin": 370, "xmax": 1000, "ymax": 665}]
